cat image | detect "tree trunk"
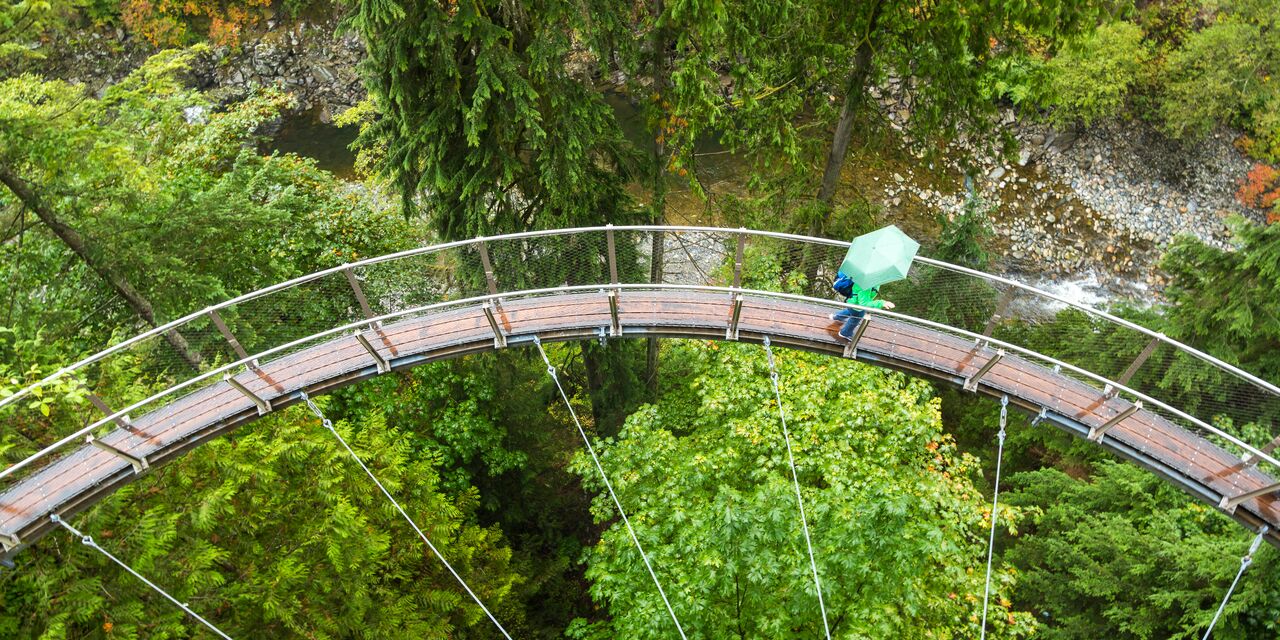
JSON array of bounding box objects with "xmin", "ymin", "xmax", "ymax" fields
[
  {"xmin": 646, "ymin": 0, "xmax": 668, "ymax": 397},
  {"xmin": 810, "ymin": 0, "xmax": 884, "ymax": 238},
  {"xmin": 0, "ymin": 164, "xmax": 204, "ymax": 370}
]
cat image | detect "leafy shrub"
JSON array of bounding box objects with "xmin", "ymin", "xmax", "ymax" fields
[
  {"xmin": 120, "ymin": 0, "xmax": 275, "ymax": 46},
  {"xmin": 1235, "ymin": 163, "xmax": 1280, "ymax": 217},
  {"xmin": 1159, "ymin": 16, "xmax": 1280, "ymax": 160},
  {"xmin": 981, "ymin": 52, "xmax": 1050, "ymax": 108},
  {"xmin": 1042, "ymin": 21, "xmax": 1151, "ymax": 126}
]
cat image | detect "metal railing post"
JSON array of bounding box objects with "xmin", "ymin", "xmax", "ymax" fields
[
  {"xmin": 981, "ymin": 288, "xmax": 1014, "ymax": 339},
  {"xmin": 344, "ymin": 267, "xmax": 381, "ymax": 329},
  {"xmin": 1106, "ymin": 336, "xmax": 1161, "ymax": 397},
  {"xmin": 208, "ymin": 309, "xmax": 253, "ymax": 367},
  {"xmin": 86, "ymin": 392, "xmax": 139, "ymax": 434},
  {"xmin": 608, "ymin": 290, "xmax": 621, "ymax": 337},
  {"xmin": 730, "ymin": 230, "xmax": 746, "ymax": 295},
  {"xmin": 474, "ymin": 240, "xmax": 500, "ymax": 301},
  {"xmin": 606, "ymin": 225, "xmax": 620, "ymax": 287}
]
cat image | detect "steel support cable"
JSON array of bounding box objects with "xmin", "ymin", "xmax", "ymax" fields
[
  {"xmin": 1202, "ymin": 525, "xmax": 1270, "ymax": 639},
  {"xmin": 761, "ymin": 336, "xmax": 832, "ymax": 640},
  {"xmin": 980, "ymin": 395, "xmax": 1009, "ymax": 640},
  {"xmin": 297, "ymin": 392, "xmax": 514, "ymax": 640},
  {"xmin": 530, "ymin": 336, "xmax": 688, "ymax": 640},
  {"xmin": 49, "ymin": 514, "xmax": 234, "ymax": 640}
]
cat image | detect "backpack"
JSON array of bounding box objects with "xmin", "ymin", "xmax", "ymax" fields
[{"xmin": 832, "ymin": 272, "xmax": 855, "ymax": 299}]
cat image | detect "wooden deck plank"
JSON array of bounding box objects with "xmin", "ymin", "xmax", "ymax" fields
[{"xmin": 2, "ymin": 290, "xmax": 1276, "ymax": 551}]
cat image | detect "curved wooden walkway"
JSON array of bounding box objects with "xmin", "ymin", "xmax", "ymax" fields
[{"xmin": 3, "ymin": 290, "xmax": 1278, "ymax": 557}]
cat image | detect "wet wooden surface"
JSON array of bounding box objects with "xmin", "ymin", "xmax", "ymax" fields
[{"xmin": 2, "ymin": 290, "xmax": 1276, "ymax": 553}]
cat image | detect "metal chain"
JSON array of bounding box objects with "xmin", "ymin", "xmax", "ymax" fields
[
  {"xmin": 531, "ymin": 337, "xmax": 688, "ymax": 640},
  {"xmin": 980, "ymin": 395, "xmax": 1009, "ymax": 640},
  {"xmin": 50, "ymin": 514, "xmax": 234, "ymax": 640},
  {"xmin": 1202, "ymin": 526, "xmax": 1270, "ymax": 639},
  {"xmin": 762, "ymin": 336, "xmax": 832, "ymax": 640},
  {"xmin": 298, "ymin": 391, "xmax": 513, "ymax": 640}
]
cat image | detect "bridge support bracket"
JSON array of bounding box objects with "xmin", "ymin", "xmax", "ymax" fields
[
  {"xmin": 726, "ymin": 294, "xmax": 744, "ymax": 340},
  {"xmin": 354, "ymin": 332, "xmax": 390, "ymax": 374},
  {"xmin": 844, "ymin": 317, "xmax": 869, "ymax": 359},
  {"xmin": 224, "ymin": 374, "xmax": 271, "ymax": 415},
  {"xmin": 1031, "ymin": 407, "xmax": 1050, "ymax": 427},
  {"xmin": 1219, "ymin": 482, "xmax": 1280, "ymax": 514},
  {"xmin": 963, "ymin": 349, "xmax": 1005, "ymax": 392},
  {"xmin": 1087, "ymin": 401, "xmax": 1142, "ymax": 442},
  {"xmin": 607, "ymin": 290, "xmax": 621, "ymax": 337},
  {"xmin": 0, "ymin": 531, "xmax": 18, "ymax": 551},
  {"xmin": 483, "ymin": 303, "xmax": 507, "ymax": 349},
  {"xmin": 86, "ymin": 434, "xmax": 149, "ymax": 474}
]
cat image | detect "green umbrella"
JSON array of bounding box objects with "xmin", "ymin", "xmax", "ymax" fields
[{"xmin": 838, "ymin": 225, "xmax": 920, "ymax": 289}]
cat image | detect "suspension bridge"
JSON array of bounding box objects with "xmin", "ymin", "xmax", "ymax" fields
[{"xmin": 0, "ymin": 225, "xmax": 1276, "ymax": 637}]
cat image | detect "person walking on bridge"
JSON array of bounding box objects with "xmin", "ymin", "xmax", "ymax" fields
[{"xmin": 829, "ymin": 272, "xmax": 894, "ymax": 341}]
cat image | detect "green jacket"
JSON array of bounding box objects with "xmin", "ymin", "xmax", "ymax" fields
[{"xmin": 848, "ymin": 283, "xmax": 885, "ymax": 309}]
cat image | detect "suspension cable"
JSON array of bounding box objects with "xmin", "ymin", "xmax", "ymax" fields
[
  {"xmin": 1202, "ymin": 525, "xmax": 1269, "ymax": 639},
  {"xmin": 50, "ymin": 514, "xmax": 234, "ymax": 640},
  {"xmin": 298, "ymin": 391, "xmax": 513, "ymax": 640},
  {"xmin": 762, "ymin": 336, "xmax": 832, "ymax": 640},
  {"xmin": 530, "ymin": 336, "xmax": 688, "ymax": 640},
  {"xmin": 980, "ymin": 395, "xmax": 1009, "ymax": 640}
]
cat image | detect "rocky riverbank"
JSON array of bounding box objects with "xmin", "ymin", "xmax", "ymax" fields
[
  {"xmin": 15, "ymin": 17, "xmax": 365, "ymax": 121},
  {"xmin": 868, "ymin": 82, "xmax": 1258, "ymax": 295}
]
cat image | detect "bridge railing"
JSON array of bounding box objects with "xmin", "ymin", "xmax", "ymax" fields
[{"xmin": 1, "ymin": 226, "xmax": 1277, "ymax": 496}]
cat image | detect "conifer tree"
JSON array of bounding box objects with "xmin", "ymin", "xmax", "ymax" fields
[{"xmin": 347, "ymin": 0, "xmax": 642, "ymax": 238}]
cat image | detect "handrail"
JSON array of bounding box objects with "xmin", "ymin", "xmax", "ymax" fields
[
  {"xmin": 2, "ymin": 225, "xmax": 1275, "ymax": 412},
  {"xmin": 3, "ymin": 282, "xmax": 1278, "ymax": 483},
  {"xmin": 911, "ymin": 256, "xmax": 1280, "ymax": 398}
]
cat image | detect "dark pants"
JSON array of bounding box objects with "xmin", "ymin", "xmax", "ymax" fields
[{"xmin": 834, "ymin": 307, "xmax": 866, "ymax": 338}]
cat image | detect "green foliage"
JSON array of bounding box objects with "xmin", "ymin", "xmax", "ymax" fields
[
  {"xmin": 1156, "ymin": 217, "xmax": 1280, "ymax": 428},
  {"xmin": 1044, "ymin": 21, "xmax": 1151, "ymax": 126},
  {"xmin": 1005, "ymin": 461, "xmax": 1280, "ymax": 639},
  {"xmin": 347, "ymin": 0, "xmax": 642, "ymax": 239},
  {"xmin": 570, "ymin": 341, "xmax": 1034, "ymax": 638},
  {"xmin": 981, "ymin": 52, "xmax": 1051, "ymax": 109},
  {"xmin": 936, "ymin": 194, "xmax": 996, "ymax": 269},
  {"xmin": 1161, "ymin": 218, "xmax": 1280, "ymax": 379},
  {"xmin": 334, "ymin": 359, "xmax": 530, "ymax": 494},
  {"xmin": 0, "ymin": 50, "xmax": 414, "ymax": 363},
  {"xmin": 1158, "ymin": 2, "xmax": 1280, "ymax": 159},
  {"xmin": 0, "ymin": 404, "xmax": 524, "ymax": 638}
]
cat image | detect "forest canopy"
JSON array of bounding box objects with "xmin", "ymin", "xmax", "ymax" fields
[{"xmin": 1, "ymin": 0, "xmax": 1279, "ymax": 638}]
